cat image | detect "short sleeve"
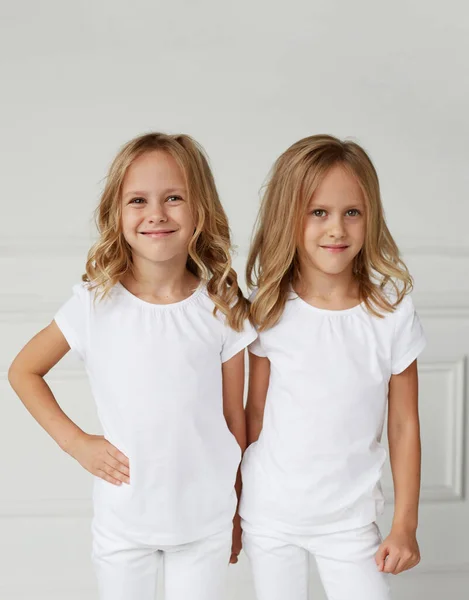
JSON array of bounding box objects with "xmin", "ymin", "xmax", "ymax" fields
[
  {"xmin": 221, "ymin": 318, "xmax": 258, "ymax": 364},
  {"xmin": 54, "ymin": 283, "xmax": 89, "ymax": 361},
  {"xmin": 248, "ymin": 335, "xmax": 267, "ymax": 357},
  {"xmin": 246, "ymin": 287, "xmax": 266, "ymax": 357},
  {"xmin": 391, "ymin": 295, "xmax": 426, "ymax": 375}
]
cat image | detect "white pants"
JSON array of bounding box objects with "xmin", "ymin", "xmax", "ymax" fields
[
  {"xmin": 92, "ymin": 523, "xmax": 232, "ymax": 600},
  {"xmin": 242, "ymin": 521, "xmax": 391, "ymax": 600}
]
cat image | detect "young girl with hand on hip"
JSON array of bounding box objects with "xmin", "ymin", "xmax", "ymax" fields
[
  {"xmin": 9, "ymin": 133, "xmax": 257, "ymax": 600},
  {"xmin": 240, "ymin": 135, "xmax": 426, "ymax": 600}
]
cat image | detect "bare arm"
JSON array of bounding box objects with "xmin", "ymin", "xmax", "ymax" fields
[
  {"xmin": 8, "ymin": 321, "xmax": 129, "ymax": 485},
  {"xmin": 9, "ymin": 321, "xmax": 85, "ymax": 453},
  {"xmin": 375, "ymin": 359, "xmax": 421, "ymax": 574},
  {"xmin": 222, "ymin": 348, "xmax": 247, "ymax": 564},
  {"xmin": 245, "ymin": 352, "xmax": 270, "ymax": 446},
  {"xmin": 222, "ymin": 349, "xmax": 247, "ymax": 454},
  {"xmin": 388, "ymin": 359, "xmax": 421, "ymax": 533}
]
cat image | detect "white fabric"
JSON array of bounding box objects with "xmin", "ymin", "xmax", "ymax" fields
[
  {"xmin": 242, "ymin": 521, "xmax": 391, "ymax": 600},
  {"xmin": 92, "ymin": 524, "xmax": 232, "ymax": 600},
  {"xmin": 240, "ymin": 288, "xmax": 426, "ymax": 535},
  {"xmin": 55, "ymin": 281, "xmax": 257, "ymax": 545}
]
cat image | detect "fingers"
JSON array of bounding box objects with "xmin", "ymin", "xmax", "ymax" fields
[
  {"xmin": 230, "ymin": 552, "xmax": 239, "ymax": 564},
  {"xmin": 375, "ymin": 544, "xmax": 388, "ymax": 571},
  {"xmin": 96, "ymin": 469, "xmax": 123, "ymax": 486},
  {"xmin": 381, "ymin": 549, "xmax": 420, "ymax": 574},
  {"xmin": 383, "ymin": 549, "xmax": 400, "ymax": 574},
  {"xmin": 102, "ymin": 462, "xmax": 130, "ymax": 484},
  {"xmin": 104, "ymin": 443, "xmax": 130, "ymax": 484},
  {"xmin": 384, "ymin": 555, "xmax": 400, "ymax": 574},
  {"xmin": 105, "ymin": 454, "xmax": 130, "ymax": 482},
  {"xmin": 107, "ymin": 444, "xmax": 130, "ymax": 468},
  {"xmin": 393, "ymin": 552, "xmax": 420, "ymax": 574},
  {"xmin": 95, "ymin": 442, "xmax": 130, "ymax": 485}
]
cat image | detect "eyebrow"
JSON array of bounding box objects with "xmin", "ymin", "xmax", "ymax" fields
[
  {"xmin": 123, "ymin": 188, "xmax": 186, "ymax": 198},
  {"xmin": 309, "ymin": 202, "xmax": 365, "ymax": 210}
]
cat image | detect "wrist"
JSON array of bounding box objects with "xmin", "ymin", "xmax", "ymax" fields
[
  {"xmin": 391, "ymin": 519, "xmax": 418, "ymax": 535},
  {"xmin": 61, "ymin": 428, "xmax": 87, "ymax": 457}
]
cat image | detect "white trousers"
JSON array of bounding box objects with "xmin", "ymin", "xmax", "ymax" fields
[
  {"xmin": 92, "ymin": 523, "xmax": 232, "ymax": 600},
  {"xmin": 242, "ymin": 521, "xmax": 391, "ymax": 600}
]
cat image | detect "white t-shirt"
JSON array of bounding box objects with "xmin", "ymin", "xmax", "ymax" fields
[
  {"xmin": 240, "ymin": 287, "xmax": 426, "ymax": 535},
  {"xmin": 55, "ymin": 281, "xmax": 257, "ymax": 545}
]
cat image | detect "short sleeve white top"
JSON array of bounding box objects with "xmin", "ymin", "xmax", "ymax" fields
[
  {"xmin": 55, "ymin": 281, "xmax": 257, "ymax": 545},
  {"xmin": 240, "ymin": 288, "xmax": 426, "ymax": 535}
]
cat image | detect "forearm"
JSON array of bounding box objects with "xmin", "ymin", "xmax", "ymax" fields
[
  {"xmin": 246, "ymin": 405, "xmax": 263, "ymax": 445},
  {"xmin": 388, "ymin": 419, "xmax": 421, "ymax": 532},
  {"xmin": 8, "ymin": 369, "xmax": 85, "ymax": 455},
  {"xmin": 224, "ymin": 411, "xmax": 246, "ymax": 510}
]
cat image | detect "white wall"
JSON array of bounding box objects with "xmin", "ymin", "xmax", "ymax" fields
[{"xmin": 1, "ymin": 1, "xmax": 468, "ymax": 598}]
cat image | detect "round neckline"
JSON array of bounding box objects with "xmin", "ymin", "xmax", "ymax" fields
[
  {"xmin": 115, "ymin": 279, "xmax": 205, "ymax": 310},
  {"xmin": 290, "ymin": 288, "xmax": 365, "ymax": 316}
]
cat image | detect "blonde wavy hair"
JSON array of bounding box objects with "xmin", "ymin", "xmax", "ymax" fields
[
  {"xmin": 247, "ymin": 134, "xmax": 413, "ymax": 330},
  {"xmin": 83, "ymin": 132, "xmax": 249, "ymax": 330}
]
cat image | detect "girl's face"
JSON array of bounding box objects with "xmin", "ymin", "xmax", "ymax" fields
[
  {"xmin": 301, "ymin": 164, "xmax": 366, "ymax": 277},
  {"xmin": 121, "ymin": 150, "xmax": 195, "ymax": 266}
]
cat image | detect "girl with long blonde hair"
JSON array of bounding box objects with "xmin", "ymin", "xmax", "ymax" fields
[
  {"xmin": 9, "ymin": 132, "xmax": 256, "ymax": 600},
  {"xmin": 240, "ymin": 135, "xmax": 426, "ymax": 600}
]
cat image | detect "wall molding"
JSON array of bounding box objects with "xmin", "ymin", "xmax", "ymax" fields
[
  {"xmin": 2, "ymin": 360, "xmax": 466, "ymax": 516},
  {"xmin": 0, "ymin": 498, "xmax": 92, "ymax": 518},
  {"xmin": 413, "ymin": 293, "xmax": 469, "ymax": 318},
  {"xmin": 0, "ymin": 368, "xmax": 94, "ymax": 519},
  {"xmin": 1, "ymin": 236, "xmax": 469, "ymax": 318},
  {"xmin": 420, "ymin": 358, "xmax": 466, "ymax": 502},
  {"xmin": 383, "ymin": 357, "xmax": 467, "ymax": 503},
  {"xmin": 0, "ymin": 236, "xmax": 94, "ymax": 257}
]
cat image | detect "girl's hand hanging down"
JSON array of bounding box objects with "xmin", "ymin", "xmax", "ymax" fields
[
  {"xmin": 375, "ymin": 527, "xmax": 420, "ymax": 575},
  {"xmin": 230, "ymin": 512, "xmax": 242, "ymax": 564},
  {"xmin": 70, "ymin": 433, "xmax": 130, "ymax": 486}
]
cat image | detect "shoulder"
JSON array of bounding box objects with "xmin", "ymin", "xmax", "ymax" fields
[
  {"xmin": 197, "ymin": 282, "xmax": 245, "ymax": 320},
  {"xmin": 71, "ymin": 281, "xmax": 93, "ymax": 299},
  {"xmin": 375, "ymin": 281, "xmax": 415, "ymax": 319},
  {"xmin": 183, "ymin": 283, "xmax": 225, "ymax": 329},
  {"xmin": 69, "ymin": 280, "xmax": 122, "ymax": 313}
]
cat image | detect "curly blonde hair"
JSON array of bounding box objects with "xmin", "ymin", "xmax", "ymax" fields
[
  {"xmin": 247, "ymin": 134, "xmax": 413, "ymax": 330},
  {"xmin": 83, "ymin": 132, "xmax": 249, "ymax": 330}
]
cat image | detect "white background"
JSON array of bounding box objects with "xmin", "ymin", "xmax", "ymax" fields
[{"xmin": 1, "ymin": 1, "xmax": 468, "ymax": 598}]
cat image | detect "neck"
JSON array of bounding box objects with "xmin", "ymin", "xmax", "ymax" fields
[
  {"xmin": 121, "ymin": 254, "xmax": 199, "ymax": 297},
  {"xmin": 295, "ymin": 261, "xmax": 359, "ymax": 302}
]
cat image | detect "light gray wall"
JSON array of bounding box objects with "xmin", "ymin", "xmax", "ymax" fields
[{"xmin": 1, "ymin": 1, "xmax": 468, "ymax": 598}]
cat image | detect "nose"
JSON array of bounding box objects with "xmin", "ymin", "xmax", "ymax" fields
[
  {"xmin": 327, "ymin": 215, "xmax": 346, "ymax": 239},
  {"xmin": 148, "ymin": 202, "xmax": 168, "ymax": 224}
]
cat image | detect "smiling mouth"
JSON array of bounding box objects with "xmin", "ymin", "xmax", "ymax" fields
[
  {"xmin": 139, "ymin": 230, "xmax": 176, "ymax": 237},
  {"xmin": 320, "ymin": 245, "xmax": 349, "ymax": 253}
]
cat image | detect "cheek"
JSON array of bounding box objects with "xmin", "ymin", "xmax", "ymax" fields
[
  {"xmin": 303, "ymin": 221, "xmax": 322, "ymax": 245},
  {"xmin": 121, "ymin": 217, "xmax": 145, "ymax": 249},
  {"xmin": 352, "ymin": 222, "xmax": 366, "ymax": 245},
  {"xmin": 175, "ymin": 207, "xmax": 196, "ymax": 233},
  {"xmin": 121, "ymin": 209, "xmax": 139, "ymax": 232}
]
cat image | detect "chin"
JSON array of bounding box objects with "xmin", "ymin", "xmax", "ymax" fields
[
  {"xmin": 130, "ymin": 246, "xmax": 181, "ymax": 264},
  {"xmin": 314, "ymin": 261, "xmax": 353, "ymax": 276},
  {"xmin": 146, "ymin": 252, "xmax": 183, "ymax": 264}
]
